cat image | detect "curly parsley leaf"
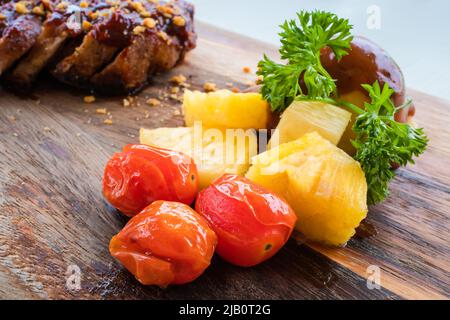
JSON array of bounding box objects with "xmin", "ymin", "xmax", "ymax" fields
[
  {"xmin": 257, "ymin": 11, "xmax": 353, "ymax": 112},
  {"xmin": 351, "ymin": 82, "xmax": 428, "ymax": 205}
]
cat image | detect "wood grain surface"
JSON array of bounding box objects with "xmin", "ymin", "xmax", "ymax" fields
[{"xmin": 0, "ymin": 22, "xmax": 449, "ymax": 300}]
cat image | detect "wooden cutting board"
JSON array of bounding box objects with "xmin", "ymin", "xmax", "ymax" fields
[{"xmin": 0, "ymin": 22, "xmax": 449, "ymax": 300}]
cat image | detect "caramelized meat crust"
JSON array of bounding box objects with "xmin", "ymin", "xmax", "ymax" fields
[{"xmin": 0, "ymin": 0, "xmax": 196, "ymax": 93}]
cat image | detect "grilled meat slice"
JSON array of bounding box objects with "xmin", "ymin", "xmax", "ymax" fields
[
  {"xmin": 0, "ymin": 1, "xmax": 42, "ymax": 76},
  {"xmin": 5, "ymin": 20, "xmax": 68, "ymax": 88},
  {"xmin": 91, "ymin": 1, "xmax": 195, "ymax": 93},
  {"xmin": 52, "ymin": 32, "xmax": 118, "ymax": 87},
  {"xmin": 1, "ymin": 0, "xmax": 197, "ymax": 93}
]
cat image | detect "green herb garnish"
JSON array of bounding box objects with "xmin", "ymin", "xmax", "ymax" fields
[
  {"xmin": 258, "ymin": 10, "xmax": 428, "ymax": 205},
  {"xmin": 347, "ymin": 82, "xmax": 428, "ymax": 205},
  {"xmin": 257, "ymin": 11, "xmax": 353, "ymax": 112}
]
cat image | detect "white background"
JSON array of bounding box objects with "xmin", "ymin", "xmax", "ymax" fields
[{"xmin": 191, "ymin": 0, "xmax": 450, "ymax": 100}]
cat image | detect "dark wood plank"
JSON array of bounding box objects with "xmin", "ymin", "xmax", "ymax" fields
[{"xmin": 0, "ymin": 22, "xmax": 448, "ymax": 299}]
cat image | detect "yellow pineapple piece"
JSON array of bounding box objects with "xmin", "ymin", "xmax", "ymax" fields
[
  {"xmin": 183, "ymin": 89, "xmax": 271, "ymax": 129},
  {"xmin": 140, "ymin": 126, "xmax": 257, "ymax": 190},
  {"xmin": 246, "ymin": 132, "xmax": 368, "ymax": 246},
  {"xmin": 269, "ymin": 101, "xmax": 351, "ymax": 148}
]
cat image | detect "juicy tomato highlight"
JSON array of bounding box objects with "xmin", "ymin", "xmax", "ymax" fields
[
  {"xmin": 109, "ymin": 201, "xmax": 217, "ymax": 287},
  {"xmin": 195, "ymin": 174, "xmax": 297, "ymax": 267},
  {"xmin": 103, "ymin": 144, "xmax": 198, "ymax": 217}
]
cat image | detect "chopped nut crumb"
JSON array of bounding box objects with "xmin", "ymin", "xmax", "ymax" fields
[
  {"xmin": 157, "ymin": 5, "xmax": 174, "ymax": 15},
  {"xmin": 96, "ymin": 108, "xmax": 107, "ymax": 115},
  {"xmin": 89, "ymin": 11, "xmax": 99, "ymax": 20},
  {"xmin": 15, "ymin": 2, "xmax": 29, "ymax": 14},
  {"xmin": 56, "ymin": 2, "xmax": 68, "ymax": 10},
  {"xmin": 157, "ymin": 31, "xmax": 168, "ymax": 41},
  {"xmin": 43, "ymin": 127, "xmax": 51, "ymax": 132},
  {"xmin": 143, "ymin": 17, "xmax": 157, "ymax": 28},
  {"xmin": 243, "ymin": 66, "xmax": 251, "ymax": 73},
  {"xmin": 82, "ymin": 20, "xmax": 92, "ymax": 31},
  {"xmin": 104, "ymin": 119, "xmax": 113, "ymax": 125},
  {"xmin": 84, "ymin": 95, "xmax": 96, "ymax": 103},
  {"xmin": 8, "ymin": 115, "xmax": 16, "ymax": 122},
  {"xmin": 170, "ymin": 74, "xmax": 187, "ymax": 85},
  {"xmin": 140, "ymin": 12, "xmax": 151, "ymax": 18},
  {"xmin": 123, "ymin": 98, "xmax": 131, "ymax": 107},
  {"xmin": 76, "ymin": 133, "xmax": 81, "ymax": 137},
  {"xmin": 204, "ymin": 82, "xmax": 217, "ymax": 93},
  {"xmin": 133, "ymin": 25, "xmax": 146, "ymax": 35},
  {"xmin": 32, "ymin": 5, "xmax": 45, "ymax": 16},
  {"xmin": 173, "ymin": 16, "xmax": 186, "ymax": 27},
  {"xmin": 129, "ymin": 1, "xmax": 145, "ymax": 13},
  {"xmin": 146, "ymin": 98, "xmax": 161, "ymax": 107}
]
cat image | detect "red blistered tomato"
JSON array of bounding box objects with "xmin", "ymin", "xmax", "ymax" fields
[
  {"xmin": 103, "ymin": 144, "xmax": 198, "ymax": 217},
  {"xmin": 109, "ymin": 201, "xmax": 217, "ymax": 287},
  {"xmin": 195, "ymin": 174, "xmax": 297, "ymax": 267}
]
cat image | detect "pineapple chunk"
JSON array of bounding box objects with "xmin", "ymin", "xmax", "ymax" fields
[
  {"xmin": 140, "ymin": 126, "xmax": 257, "ymax": 190},
  {"xmin": 269, "ymin": 101, "xmax": 351, "ymax": 148},
  {"xmin": 246, "ymin": 132, "xmax": 368, "ymax": 246},
  {"xmin": 183, "ymin": 89, "xmax": 271, "ymax": 129}
]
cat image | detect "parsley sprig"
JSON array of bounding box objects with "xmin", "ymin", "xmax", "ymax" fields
[
  {"xmin": 349, "ymin": 82, "xmax": 428, "ymax": 205},
  {"xmin": 258, "ymin": 10, "xmax": 428, "ymax": 205},
  {"xmin": 257, "ymin": 11, "xmax": 353, "ymax": 112}
]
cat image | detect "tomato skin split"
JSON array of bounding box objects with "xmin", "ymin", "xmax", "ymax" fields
[
  {"xmin": 103, "ymin": 144, "xmax": 198, "ymax": 217},
  {"xmin": 196, "ymin": 174, "xmax": 297, "ymax": 267}
]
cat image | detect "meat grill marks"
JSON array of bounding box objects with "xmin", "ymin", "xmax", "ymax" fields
[{"xmin": 0, "ymin": 0, "xmax": 196, "ymax": 93}]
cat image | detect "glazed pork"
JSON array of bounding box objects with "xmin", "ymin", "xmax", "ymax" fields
[{"xmin": 0, "ymin": 0, "xmax": 196, "ymax": 93}]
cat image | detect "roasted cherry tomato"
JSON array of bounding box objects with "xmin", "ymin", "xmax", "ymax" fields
[
  {"xmin": 110, "ymin": 201, "xmax": 217, "ymax": 287},
  {"xmin": 195, "ymin": 174, "xmax": 297, "ymax": 267},
  {"xmin": 103, "ymin": 144, "xmax": 198, "ymax": 217}
]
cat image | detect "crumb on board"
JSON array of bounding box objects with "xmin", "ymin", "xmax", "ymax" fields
[
  {"xmin": 84, "ymin": 95, "xmax": 96, "ymax": 103},
  {"xmin": 96, "ymin": 108, "xmax": 107, "ymax": 115},
  {"xmin": 123, "ymin": 97, "xmax": 133, "ymax": 107},
  {"xmin": 170, "ymin": 74, "xmax": 187, "ymax": 85},
  {"xmin": 204, "ymin": 82, "xmax": 217, "ymax": 93},
  {"xmin": 104, "ymin": 119, "xmax": 113, "ymax": 125},
  {"xmin": 43, "ymin": 127, "xmax": 51, "ymax": 132},
  {"xmin": 146, "ymin": 98, "xmax": 161, "ymax": 107}
]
